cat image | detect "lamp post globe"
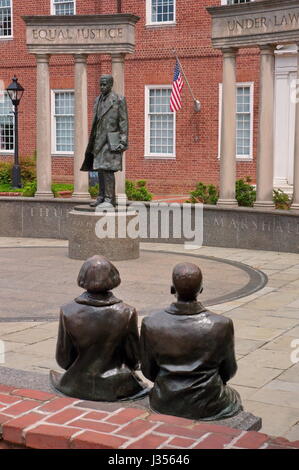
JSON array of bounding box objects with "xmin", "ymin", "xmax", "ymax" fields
[{"xmin": 6, "ymin": 76, "xmax": 24, "ymax": 189}]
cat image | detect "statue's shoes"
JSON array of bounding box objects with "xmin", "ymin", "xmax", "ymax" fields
[
  {"xmin": 90, "ymin": 197, "xmax": 104, "ymax": 207},
  {"xmin": 95, "ymin": 201, "xmax": 115, "ymax": 210},
  {"xmin": 49, "ymin": 369, "xmax": 63, "ymax": 390},
  {"xmin": 120, "ymin": 386, "xmax": 152, "ymax": 401}
]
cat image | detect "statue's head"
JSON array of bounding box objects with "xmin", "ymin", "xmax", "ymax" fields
[
  {"xmin": 100, "ymin": 74, "xmax": 114, "ymax": 96},
  {"xmin": 77, "ymin": 255, "xmax": 120, "ymax": 294},
  {"xmin": 171, "ymin": 262, "xmax": 203, "ymax": 302}
]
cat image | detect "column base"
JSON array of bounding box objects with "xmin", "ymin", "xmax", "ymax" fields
[
  {"xmin": 72, "ymin": 192, "xmax": 91, "ymax": 200},
  {"xmin": 290, "ymin": 203, "xmax": 299, "ymax": 211},
  {"xmin": 35, "ymin": 191, "xmax": 54, "ymax": 199},
  {"xmin": 254, "ymin": 201, "xmax": 275, "ymax": 209},
  {"xmin": 116, "ymin": 193, "xmax": 127, "ymax": 206},
  {"xmin": 217, "ymin": 199, "xmax": 238, "ymax": 207}
]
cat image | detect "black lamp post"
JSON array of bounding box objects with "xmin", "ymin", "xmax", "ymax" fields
[{"xmin": 6, "ymin": 76, "xmax": 24, "ymax": 189}]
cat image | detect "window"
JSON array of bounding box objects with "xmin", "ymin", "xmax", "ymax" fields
[
  {"xmin": 145, "ymin": 86, "xmax": 175, "ymax": 158},
  {"xmin": 236, "ymin": 86, "xmax": 252, "ymax": 157},
  {"xmin": 52, "ymin": 0, "xmax": 75, "ymax": 15},
  {"xmin": 146, "ymin": 0, "xmax": 176, "ymax": 25},
  {"xmin": 0, "ymin": 0, "xmax": 12, "ymax": 38},
  {"xmin": 0, "ymin": 93, "xmax": 14, "ymax": 153},
  {"xmin": 52, "ymin": 91, "xmax": 74, "ymax": 154},
  {"xmin": 222, "ymin": 0, "xmax": 252, "ymax": 4},
  {"xmin": 218, "ymin": 83, "xmax": 254, "ymax": 159}
]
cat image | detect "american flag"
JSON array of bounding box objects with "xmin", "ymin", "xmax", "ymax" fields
[{"xmin": 170, "ymin": 59, "xmax": 184, "ymax": 112}]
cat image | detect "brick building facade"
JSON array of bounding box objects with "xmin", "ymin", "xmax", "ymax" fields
[{"xmin": 0, "ymin": 1, "xmax": 267, "ymax": 195}]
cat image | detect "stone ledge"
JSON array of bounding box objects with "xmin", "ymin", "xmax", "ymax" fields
[{"xmin": 0, "ymin": 384, "xmax": 298, "ymax": 449}]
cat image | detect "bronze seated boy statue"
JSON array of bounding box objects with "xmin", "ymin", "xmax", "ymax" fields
[
  {"xmin": 140, "ymin": 262, "xmax": 243, "ymax": 421},
  {"xmin": 50, "ymin": 255, "xmax": 149, "ymax": 401}
]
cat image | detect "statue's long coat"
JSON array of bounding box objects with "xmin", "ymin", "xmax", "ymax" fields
[
  {"xmin": 80, "ymin": 91, "xmax": 128, "ymax": 172},
  {"xmin": 140, "ymin": 303, "xmax": 242, "ymax": 421},
  {"xmin": 53, "ymin": 293, "xmax": 146, "ymax": 401}
]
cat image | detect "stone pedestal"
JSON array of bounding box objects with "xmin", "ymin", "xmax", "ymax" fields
[{"xmin": 68, "ymin": 207, "xmax": 139, "ymax": 260}]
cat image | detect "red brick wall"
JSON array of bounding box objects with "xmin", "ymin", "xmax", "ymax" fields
[{"xmin": 0, "ymin": 1, "xmax": 261, "ymax": 194}]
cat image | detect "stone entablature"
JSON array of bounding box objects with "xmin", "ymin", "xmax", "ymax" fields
[
  {"xmin": 208, "ymin": 0, "xmax": 299, "ymax": 49},
  {"xmin": 23, "ymin": 14, "xmax": 139, "ymax": 54}
]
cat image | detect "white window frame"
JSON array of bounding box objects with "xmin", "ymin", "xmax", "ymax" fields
[
  {"xmin": 218, "ymin": 82, "xmax": 254, "ymax": 160},
  {"xmin": 144, "ymin": 85, "xmax": 176, "ymax": 159},
  {"xmin": 51, "ymin": 89, "xmax": 75, "ymax": 156},
  {"xmin": 146, "ymin": 0, "xmax": 176, "ymax": 27},
  {"xmin": 0, "ymin": 0, "xmax": 13, "ymax": 40},
  {"xmin": 0, "ymin": 91, "xmax": 14, "ymax": 154},
  {"xmin": 51, "ymin": 0, "xmax": 76, "ymax": 15}
]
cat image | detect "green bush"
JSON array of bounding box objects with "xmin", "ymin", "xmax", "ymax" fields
[
  {"xmin": 89, "ymin": 184, "xmax": 99, "ymax": 199},
  {"xmin": 0, "ymin": 183, "xmax": 22, "ymax": 193},
  {"xmin": 21, "ymin": 180, "xmax": 37, "ymax": 197},
  {"xmin": 273, "ymin": 189, "xmax": 291, "ymax": 210},
  {"xmin": 51, "ymin": 183, "xmax": 73, "ymax": 198},
  {"xmin": 125, "ymin": 179, "xmax": 153, "ymax": 201},
  {"xmin": 235, "ymin": 177, "xmax": 256, "ymax": 207},
  {"xmin": 0, "ymin": 154, "xmax": 36, "ymax": 187},
  {"xmin": 0, "ymin": 162, "xmax": 13, "ymax": 185},
  {"xmin": 188, "ymin": 182, "xmax": 219, "ymax": 205},
  {"xmin": 20, "ymin": 155, "xmax": 36, "ymax": 182}
]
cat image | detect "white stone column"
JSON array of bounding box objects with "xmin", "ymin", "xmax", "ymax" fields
[
  {"xmin": 273, "ymin": 47, "xmax": 298, "ymax": 189},
  {"xmin": 72, "ymin": 54, "xmax": 90, "ymax": 199},
  {"xmin": 111, "ymin": 53, "xmax": 127, "ymax": 206},
  {"xmin": 273, "ymin": 70, "xmax": 291, "ymax": 188},
  {"xmin": 291, "ymin": 47, "xmax": 299, "ymax": 210},
  {"xmin": 254, "ymin": 45, "xmax": 275, "ymax": 208},
  {"xmin": 217, "ymin": 47, "xmax": 238, "ymax": 207},
  {"xmin": 35, "ymin": 54, "xmax": 53, "ymax": 198}
]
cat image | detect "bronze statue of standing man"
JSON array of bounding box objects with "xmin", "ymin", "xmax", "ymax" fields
[{"xmin": 80, "ymin": 74, "xmax": 128, "ymax": 208}]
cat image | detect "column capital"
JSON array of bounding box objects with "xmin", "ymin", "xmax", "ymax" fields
[
  {"xmin": 73, "ymin": 53, "xmax": 88, "ymax": 64},
  {"xmin": 221, "ymin": 47, "xmax": 238, "ymax": 58},
  {"xmin": 35, "ymin": 53, "xmax": 51, "ymax": 63},
  {"xmin": 111, "ymin": 53, "xmax": 126, "ymax": 62},
  {"xmin": 259, "ymin": 44, "xmax": 276, "ymax": 55}
]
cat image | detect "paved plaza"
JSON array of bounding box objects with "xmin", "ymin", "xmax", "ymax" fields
[{"xmin": 0, "ymin": 237, "xmax": 299, "ymax": 440}]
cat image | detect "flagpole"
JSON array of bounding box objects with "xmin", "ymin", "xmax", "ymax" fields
[{"xmin": 172, "ymin": 50, "xmax": 201, "ymax": 112}]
